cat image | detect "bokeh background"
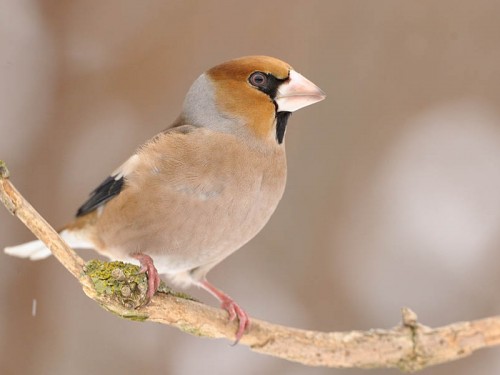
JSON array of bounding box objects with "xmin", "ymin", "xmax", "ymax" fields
[{"xmin": 2, "ymin": 1, "xmax": 500, "ymax": 374}]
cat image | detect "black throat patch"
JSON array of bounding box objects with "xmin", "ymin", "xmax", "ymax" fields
[{"xmin": 275, "ymin": 111, "xmax": 292, "ymax": 144}]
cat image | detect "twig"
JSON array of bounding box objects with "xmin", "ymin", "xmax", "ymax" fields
[{"xmin": 2, "ymin": 159, "xmax": 500, "ymax": 372}]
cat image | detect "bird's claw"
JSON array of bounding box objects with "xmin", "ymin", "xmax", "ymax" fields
[
  {"xmin": 132, "ymin": 253, "xmax": 161, "ymax": 300},
  {"xmin": 199, "ymin": 279, "xmax": 250, "ymax": 343},
  {"xmin": 221, "ymin": 299, "xmax": 250, "ymax": 344}
]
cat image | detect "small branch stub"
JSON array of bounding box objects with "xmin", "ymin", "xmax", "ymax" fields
[
  {"xmin": 402, "ymin": 307, "xmax": 419, "ymax": 328},
  {"xmin": 0, "ymin": 160, "xmax": 10, "ymax": 179},
  {"xmin": 83, "ymin": 260, "xmax": 150, "ymax": 309}
]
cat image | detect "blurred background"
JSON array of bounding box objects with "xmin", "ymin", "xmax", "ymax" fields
[{"xmin": 2, "ymin": 1, "xmax": 500, "ymax": 374}]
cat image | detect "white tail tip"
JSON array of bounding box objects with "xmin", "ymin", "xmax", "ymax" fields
[
  {"xmin": 4, "ymin": 229, "xmax": 94, "ymax": 261},
  {"xmin": 4, "ymin": 239, "xmax": 52, "ymax": 260}
]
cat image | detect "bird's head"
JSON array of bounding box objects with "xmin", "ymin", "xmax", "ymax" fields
[{"xmin": 181, "ymin": 56, "xmax": 325, "ymax": 145}]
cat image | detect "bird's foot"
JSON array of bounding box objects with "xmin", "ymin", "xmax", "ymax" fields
[
  {"xmin": 131, "ymin": 253, "xmax": 161, "ymax": 300},
  {"xmin": 200, "ymin": 280, "xmax": 250, "ymax": 344},
  {"xmin": 221, "ymin": 298, "xmax": 250, "ymax": 344}
]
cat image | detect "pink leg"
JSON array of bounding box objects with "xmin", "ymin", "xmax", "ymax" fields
[
  {"xmin": 199, "ymin": 279, "xmax": 250, "ymax": 344},
  {"xmin": 131, "ymin": 253, "xmax": 161, "ymax": 300}
]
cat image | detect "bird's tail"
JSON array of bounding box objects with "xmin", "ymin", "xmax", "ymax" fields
[{"xmin": 4, "ymin": 229, "xmax": 93, "ymax": 261}]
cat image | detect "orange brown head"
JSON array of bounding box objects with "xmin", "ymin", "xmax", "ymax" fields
[{"xmin": 181, "ymin": 56, "xmax": 325, "ymax": 144}]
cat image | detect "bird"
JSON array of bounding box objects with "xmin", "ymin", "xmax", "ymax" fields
[{"xmin": 4, "ymin": 55, "xmax": 325, "ymax": 342}]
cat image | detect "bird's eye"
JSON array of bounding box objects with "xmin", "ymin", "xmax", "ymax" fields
[{"xmin": 249, "ymin": 72, "xmax": 268, "ymax": 88}]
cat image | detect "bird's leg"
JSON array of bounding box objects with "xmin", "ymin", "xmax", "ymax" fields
[
  {"xmin": 199, "ymin": 279, "xmax": 250, "ymax": 343},
  {"xmin": 131, "ymin": 253, "xmax": 161, "ymax": 300}
]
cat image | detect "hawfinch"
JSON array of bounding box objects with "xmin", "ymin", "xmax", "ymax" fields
[{"xmin": 5, "ymin": 56, "xmax": 325, "ymax": 341}]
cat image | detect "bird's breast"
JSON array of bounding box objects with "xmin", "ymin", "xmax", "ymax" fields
[{"xmin": 93, "ymin": 134, "xmax": 287, "ymax": 274}]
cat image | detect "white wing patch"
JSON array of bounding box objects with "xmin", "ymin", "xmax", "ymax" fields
[{"xmin": 111, "ymin": 154, "xmax": 140, "ymax": 180}]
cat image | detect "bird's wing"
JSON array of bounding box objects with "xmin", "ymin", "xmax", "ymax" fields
[
  {"xmin": 76, "ymin": 174, "xmax": 125, "ymax": 217},
  {"xmin": 75, "ymin": 155, "xmax": 139, "ymax": 217},
  {"xmin": 75, "ymin": 125, "xmax": 195, "ymax": 217}
]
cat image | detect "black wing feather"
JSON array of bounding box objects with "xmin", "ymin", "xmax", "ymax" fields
[{"xmin": 76, "ymin": 175, "xmax": 124, "ymax": 217}]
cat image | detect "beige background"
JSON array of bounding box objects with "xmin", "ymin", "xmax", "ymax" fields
[{"xmin": 2, "ymin": 1, "xmax": 500, "ymax": 374}]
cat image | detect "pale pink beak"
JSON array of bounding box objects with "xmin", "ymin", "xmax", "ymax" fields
[{"xmin": 275, "ymin": 70, "xmax": 326, "ymax": 112}]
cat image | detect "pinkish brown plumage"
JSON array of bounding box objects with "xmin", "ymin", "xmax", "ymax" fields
[{"xmin": 4, "ymin": 56, "xmax": 325, "ymax": 342}]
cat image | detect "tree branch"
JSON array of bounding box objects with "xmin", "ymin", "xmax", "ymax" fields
[{"xmin": 2, "ymin": 159, "xmax": 500, "ymax": 372}]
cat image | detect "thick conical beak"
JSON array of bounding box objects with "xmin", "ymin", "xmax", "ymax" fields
[{"xmin": 275, "ymin": 70, "xmax": 326, "ymax": 112}]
